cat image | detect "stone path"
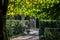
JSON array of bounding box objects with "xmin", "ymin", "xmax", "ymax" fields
[
  {"xmin": 10, "ymin": 29, "xmax": 39, "ymax": 40},
  {"xmin": 10, "ymin": 35, "xmax": 39, "ymax": 40},
  {"xmin": 24, "ymin": 29, "xmax": 39, "ymax": 35},
  {"xmin": 27, "ymin": 36, "xmax": 39, "ymax": 40}
]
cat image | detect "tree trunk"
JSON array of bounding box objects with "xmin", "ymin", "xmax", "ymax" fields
[
  {"xmin": 21, "ymin": 15, "xmax": 25, "ymax": 28},
  {"xmin": 0, "ymin": 0, "xmax": 8, "ymax": 40},
  {"xmin": 34, "ymin": 18, "xmax": 36, "ymax": 30}
]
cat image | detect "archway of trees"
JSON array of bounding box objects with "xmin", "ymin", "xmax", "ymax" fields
[{"xmin": 0, "ymin": 0, "xmax": 60, "ymax": 40}]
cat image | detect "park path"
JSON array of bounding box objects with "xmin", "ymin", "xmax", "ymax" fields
[
  {"xmin": 10, "ymin": 35, "xmax": 39, "ymax": 40},
  {"xmin": 10, "ymin": 29, "xmax": 39, "ymax": 40}
]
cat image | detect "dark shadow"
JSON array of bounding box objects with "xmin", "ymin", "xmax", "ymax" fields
[
  {"xmin": 36, "ymin": 18, "xmax": 39, "ymax": 28},
  {"xmin": 0, "ymin": 0, "xmax": 8, "ymax": 40}
]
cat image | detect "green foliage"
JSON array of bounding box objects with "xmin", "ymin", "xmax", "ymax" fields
[
  {"xmin": 6, "ymin": 20, "xmax": 23, "ymax": 38},
  {"xmin": 6, "ymin": 15, "xmax": 15, "ymax": 20},
  {"xmin": 6, "ymin": 0, "xmax": 60, "ymax": 40},
  {"xmin": 39, "ymin": 20, "xmax": 60, "ymax": 39},
  {"xmin": 7, "ymin": 0, "xmax": 60, "ymax": 20},
  {"xmin": 45, "ymin": 29, "xmax": 60, "ymax": 40}
]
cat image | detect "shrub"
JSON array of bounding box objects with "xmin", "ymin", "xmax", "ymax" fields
[
  {"xmin": 39, "ymin": 20, "xmax": 60, "ymax": 40},
  {"xmin": 6, "ymin": 20, "xmax": 23, "ymax": 38}
]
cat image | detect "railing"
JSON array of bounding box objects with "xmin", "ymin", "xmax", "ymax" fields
[
  {"xmin": 44, "ymin": 28, "xmax": 60, "ymax": 40},
  {"xmin": 39, "ymin": 20, "xmax": 60, "ymax": 21},
  {"xmin": 6, "ymin": 20, "xmax": 22, "ymax": 21},
  {"xmin": 39, "ymin": 20, "xmax": 60, "ymax": 40}
]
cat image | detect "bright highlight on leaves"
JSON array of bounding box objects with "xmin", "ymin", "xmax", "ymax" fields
[{"xmin": 7, "ymin": 0, "xmax": 60, "ymax": 20}]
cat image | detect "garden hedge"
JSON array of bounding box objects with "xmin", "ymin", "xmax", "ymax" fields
[
  {"xmin": 39, "ymin": 20, "xmax": 60, "ymax": 40},
  {"xmin": 6, "ymin": 20, "xmax": 24, "ymax": 38}
]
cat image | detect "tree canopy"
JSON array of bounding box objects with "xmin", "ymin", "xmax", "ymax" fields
[{"xmin": 6, "ymin": 0, "xmax": 60, "ymax": 20}]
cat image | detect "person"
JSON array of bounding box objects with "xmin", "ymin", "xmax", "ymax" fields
[{"xmin": 26, "ymin": 19, "xmax": 31, "ymax": 34}]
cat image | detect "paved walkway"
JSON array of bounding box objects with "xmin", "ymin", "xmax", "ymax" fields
[
  {"xmin": 10, "ymin": 35, "xmax": 39, "ymax": 40},
  {"xmin": 24, "ymin": 29, "xmax": 39, "ymax": 35},
  {"xmin": 10, "ymin": 29, "xmax": 39, "ymax": 40}
]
